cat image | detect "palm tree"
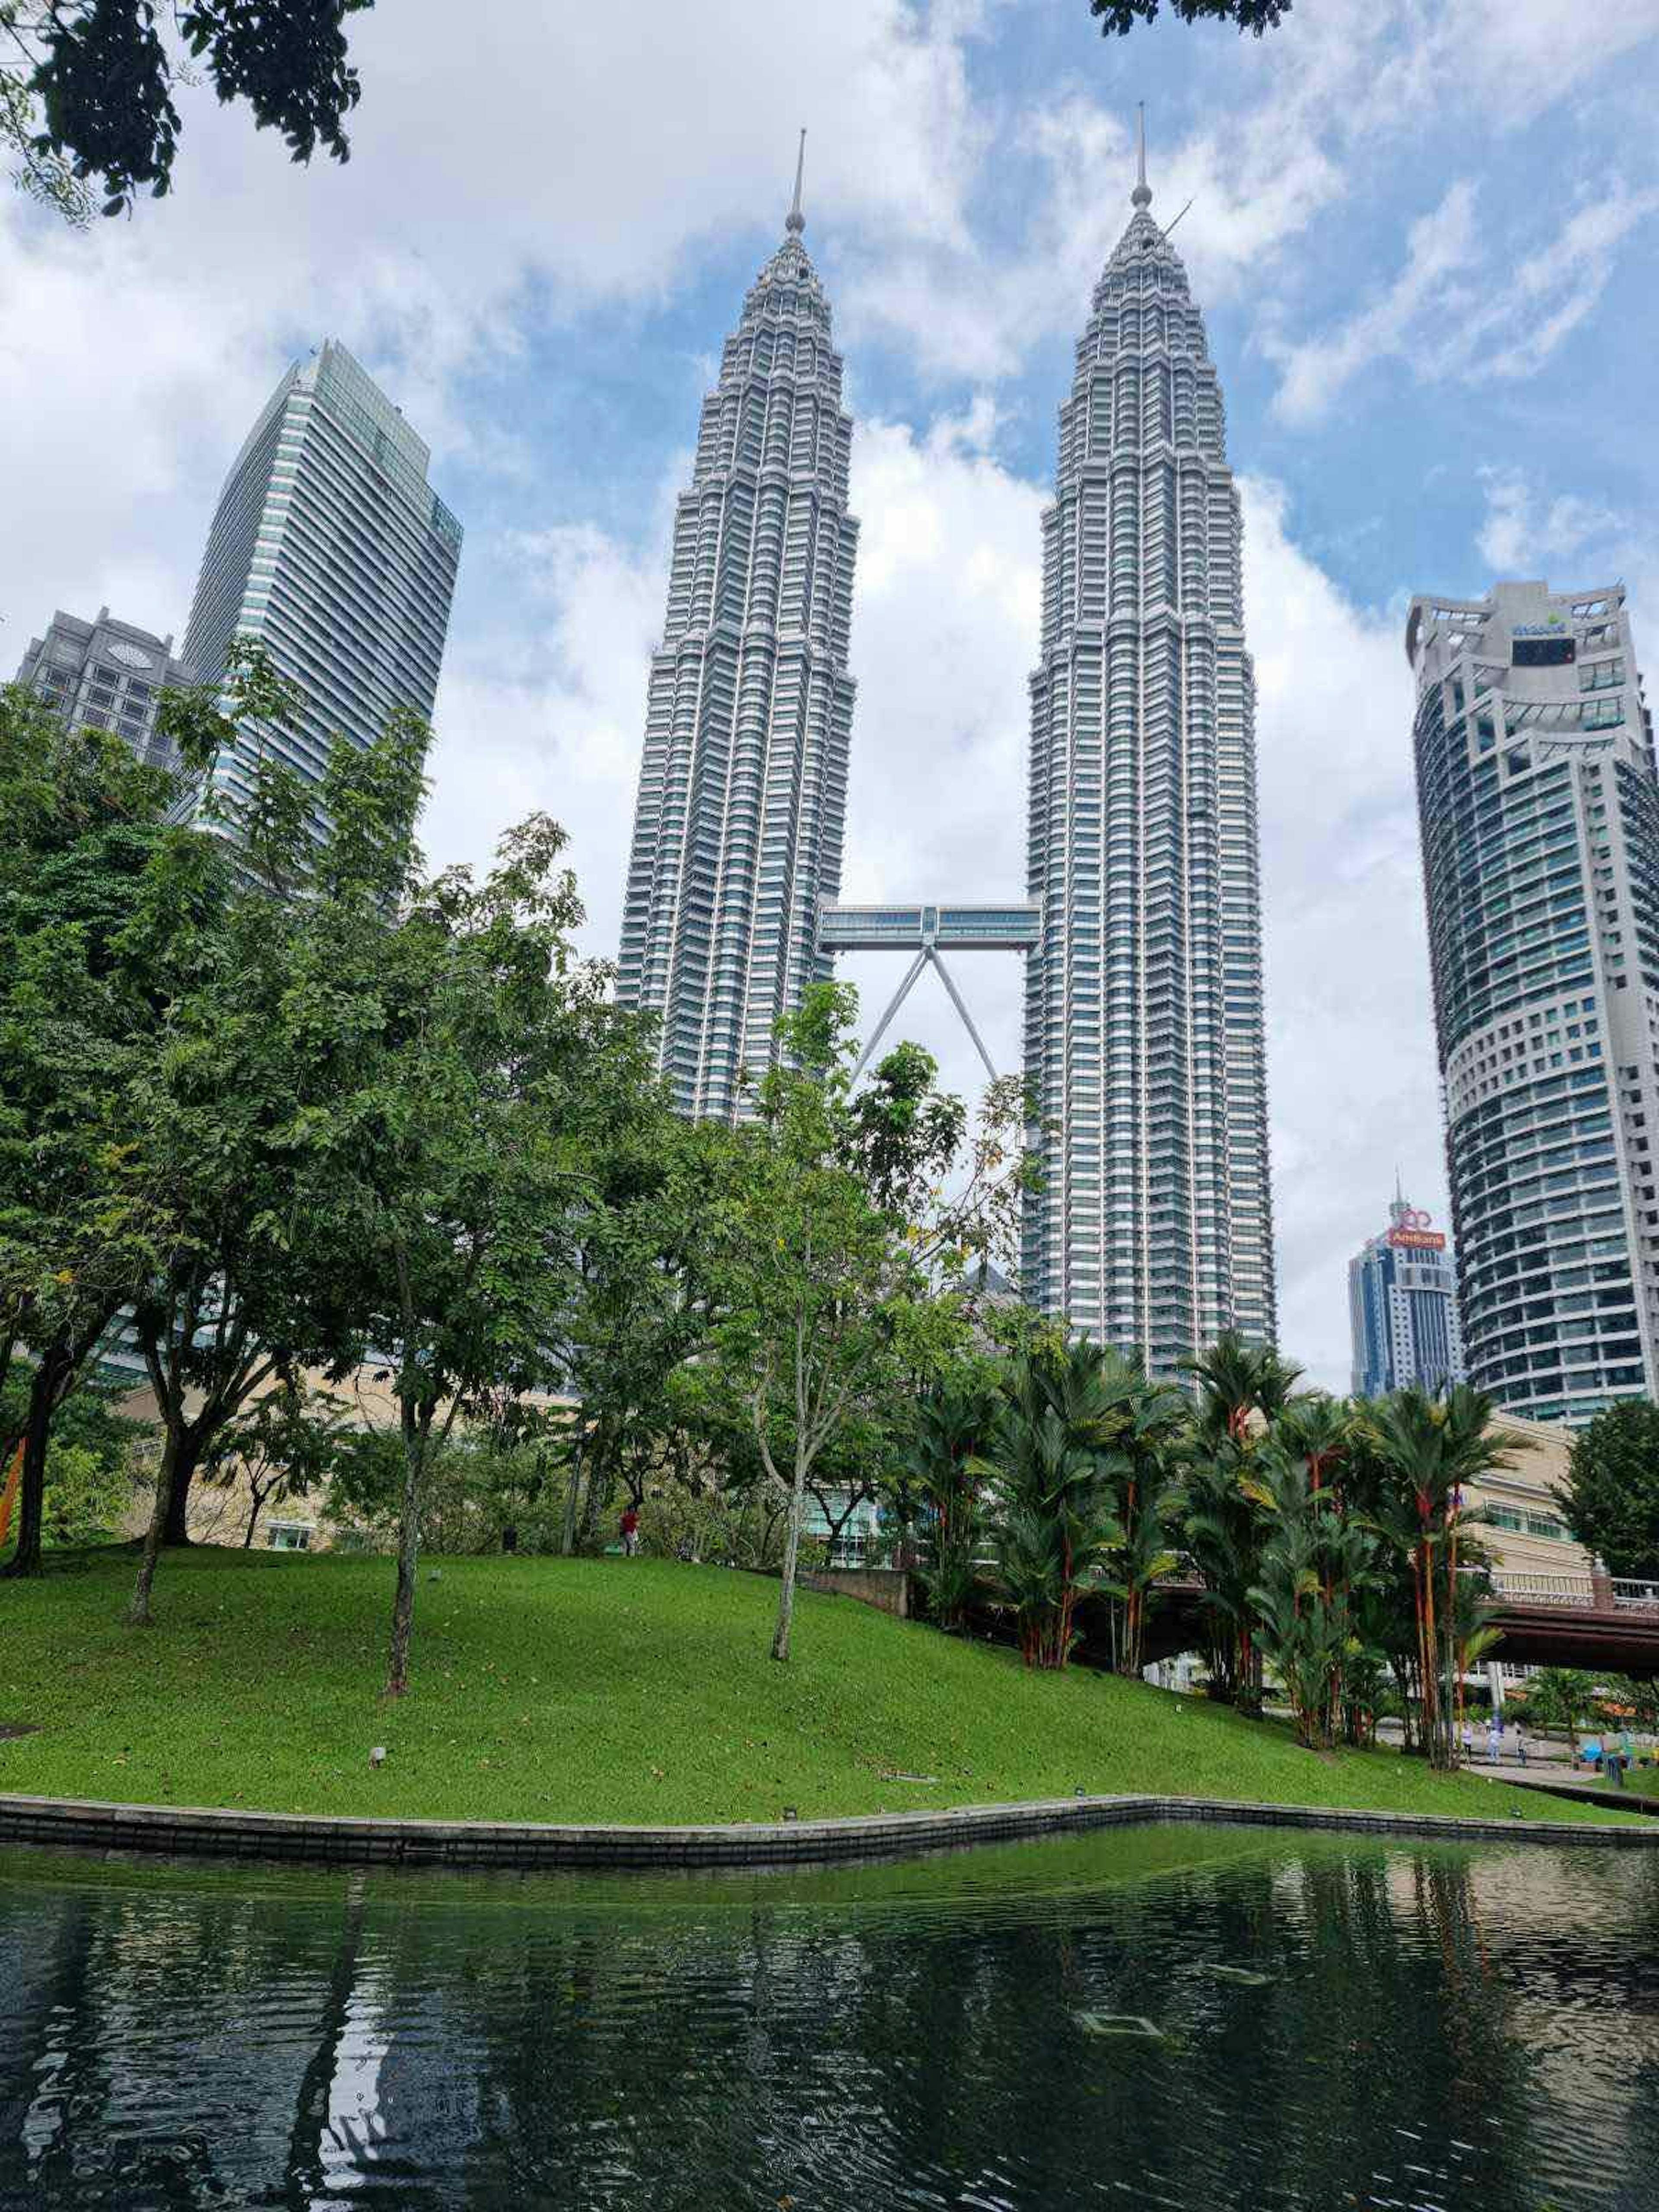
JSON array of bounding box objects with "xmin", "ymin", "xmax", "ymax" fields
[
  {"xmin": 1362, "ymin": 1383, "xmax": 1515, "ymax": 1768},
  {"xmin": 1182, "ymin": 1331, "xmax": 1303, "ymax": 1446},
  {"xmin": 905, "ymin": 1380, "xmax": 998, "ymax": 1630},
  {"xmin": 1246, "ymin": 1435, "xmax": 1384, "ymax": 1748},
  {"xmin": 1175, "ymin": 1443, "xmax": 1268, "ymax": 1709},
  {"xmin": 1096, "ymin": 1356, "xmax": 1188, "ymax": 1675},
  {"xmin": 980, "ymin": 1342, "xmax": 1138, "ymax": 1670}
]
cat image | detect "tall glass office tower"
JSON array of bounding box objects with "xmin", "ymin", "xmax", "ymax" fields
[
  {"xmin": 181, "ymin": 340, "xmax": 462, "ymax": 833},
  {"xmin": 618, "ymin": 148, "xmax": 859, "ymax": 1119},
  {"xmin": 1409, "ymin": 577, "xmax": 1659, "ymax": 1423},
  {"xmin": 1021, "ymin": 130, "xmax": 1275, "ymax": 1372},
  {"xmin": 1348, "ymin": 1190, "xmax": 1466, "ymax": 1398}
]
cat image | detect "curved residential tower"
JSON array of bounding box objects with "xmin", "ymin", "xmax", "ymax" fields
[
  {"xmin": 1020, "ymin": 125, "xmax": 1275, "ymax": 1371},
  {"xmin": 1408, "ymin": 578, "xmax": 1659, "ymax": 1423},
  {"xmin": 618, "ymin": 143, "xmax": 859, "ymax": 1119}
]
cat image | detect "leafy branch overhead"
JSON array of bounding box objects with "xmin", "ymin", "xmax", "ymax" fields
[
  {"xmin": 1090, "ymin": 0, "xmax": 1291, "ymax": 32},
  {"xmin": 3, "ymin": 0, "xmax": 372, "ymax": 219}
]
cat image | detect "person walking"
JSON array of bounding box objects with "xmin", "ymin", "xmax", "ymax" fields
[
  {"xmin": 1514, "ymin": 1719, "xmax": 1528, "ymax": 1768},
  {"xmin": 620, "ymin": 1503, "xmax": 640, "ymax": 1557},
  {"xmin": 1460, "ymin": 1719, "xmax": 1474, "ymax": 1764},
  {"xmin": 1487, "ymin": 1713, "xmax": 1503, "ymax": 1764}
]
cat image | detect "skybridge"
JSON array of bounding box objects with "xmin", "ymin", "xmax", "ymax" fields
[{"xmin": 816, "ymin": 901, "xmax": 1041, "ymax": 1083}]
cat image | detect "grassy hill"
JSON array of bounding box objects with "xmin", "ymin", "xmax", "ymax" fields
[{"xmin": 0, "ymin": 1549, "xmax": 1634, "ymax": 1827}]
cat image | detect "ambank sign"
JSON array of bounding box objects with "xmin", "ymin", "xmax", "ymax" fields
[{"xmin": 1389, "ymin": 1208, "xmax": 1447, "ymax": 1252}]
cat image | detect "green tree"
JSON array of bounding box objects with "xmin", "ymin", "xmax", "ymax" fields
[
  {"xmin": 1245, "ymin": 1425, "xmax": 1383, "ymax": 1751},
  {"xmin": 41, "ymin": 1438, "xmax": 133, "ymax": 1545},
  {"xmin": 124, "ymin": 656, "xmax": 393, "ymax": 1575},
  {"xmin": 709, "ymin": 985, "xmax": 964, "ymax": 1662},
  {"xmin": 202, "ymin": 1382, "xmax": 354, "ymax": 1549},
  {"xmin": 555, "ymin": 1090, "xmax": 728, "ymax": 1556},
  {"xmin": 302, "ymin": 810, "xmax": 627, "ymax": 1693},
  {"xmin": 0, "ymin": 1370, "xmax": 147, "ymax": 1548},
  {"xmin": 1555, "ymin": 1399, "xmax": 1659, "ymax": 1577},
  {"xmin": 1522, "ymin": 1665, "xmax": 1602, "ymax": 1755},
  {"xmin": 1093, "ymin": 1356, "xmax": 1187, "ymax": 1676},
  {"xmin": 973, "ymin": 1338, "xmax": 1183, "ymax": 1673},
  {"xmin": 1174, "ymin": 1333, "xmax": 1303, "ymax": 1709},
  {"xmin": 0, "ymin": 681, "xmax": 227, "ymax": 1576},
  {"xmin": 903, "ymin": 1378, "xmax": 999, "ymax": 1629},
  {"xmin": 1361, "ymin": 1384, "xmax": 1513, "ymax": 1769},
  {"xmin": 3, "ymin": 1, "xmax": 372, "ymax": 220},
  {"xmin": 1091, "ymin": 1, "xmax": 1291, "ymax": 33}
]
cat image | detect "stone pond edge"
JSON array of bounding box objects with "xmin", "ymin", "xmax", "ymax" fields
[{"xmin": 0, "ymin": 1785, "xmax": 1653, "ymax": 1869}]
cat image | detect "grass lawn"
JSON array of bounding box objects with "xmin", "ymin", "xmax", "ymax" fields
[{"xmin": 0, "ymin": 1548, "xmax": 1640, "ymax": 1828}]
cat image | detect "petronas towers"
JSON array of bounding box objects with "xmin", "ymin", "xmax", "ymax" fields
[
  {"xmin": 617, "ymin": 141, "xmax": 858, "ymax": 1121},
  {"xmin": 1021, "ymin": 140, "xmax": 1276, "ymax": 1370},
  {"xmin": 620, "ymin": 127, "xmax": 1277, "ymax": 1365}
]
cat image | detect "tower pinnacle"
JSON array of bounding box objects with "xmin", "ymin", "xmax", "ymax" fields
[
  {"xmin": 786, "ymin": 127, "xmax": 806, "ymax": 234},
  {"xmin": 1131, "ymin": 100, "xmax": 1151, "ymax": 209}
]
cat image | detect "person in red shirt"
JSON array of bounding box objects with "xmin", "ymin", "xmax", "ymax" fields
[{"xmin": 620, "ymin": 1503, "xmax": 640, "ymax": 1557}]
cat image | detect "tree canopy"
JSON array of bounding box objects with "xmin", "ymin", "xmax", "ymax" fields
[
  {"xmin": 1090, "ymin": 0, "xmax": 1290, "ymax": 32},
  {"xmin": 1556, "ymin": 1399, "xmax": 1659, "ymax": 1578},
  {"xmin": 3, "ymin": 0, "xmax": 372, "ymax": 221}
]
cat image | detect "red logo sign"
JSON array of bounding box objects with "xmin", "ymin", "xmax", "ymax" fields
[{"xmin": 1389, "ymin": 1227, "xmax": 1447, "ymax": 1251}]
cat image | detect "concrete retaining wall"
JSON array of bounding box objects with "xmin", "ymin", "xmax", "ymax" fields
[
  {"xmin": 0, "ymin": 1787, "xmax": 1651, "ymax": 1872},
  {"xmin": 801, "ymin": 1566, "xmax": 911, "ymax": 1619}
]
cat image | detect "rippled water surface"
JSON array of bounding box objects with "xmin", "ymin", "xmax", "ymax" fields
[{"xmin": 3, "ymin": 1822, "xmax": 1657, "ymax": 2209}]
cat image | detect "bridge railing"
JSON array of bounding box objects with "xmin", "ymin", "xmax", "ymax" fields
[
  {"xmin": 1487, "ymin": 1571, "xmax": 1597, "ymax": 1608},
  {"xmin": 1487, "ymin": 1570, "xmax": 1659, "ymax": 1613}
]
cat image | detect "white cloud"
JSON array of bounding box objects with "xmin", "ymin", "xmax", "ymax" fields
[
  {"xmin": 1268, "ymin": 180, "xmax": 1480, "ymax": 426},
  {"xmin": 1269, "ymin": 179, "xmax": 1659, "ymax": 426},
  {"xmin": 423, "ymin": 514, "xmax": 675, "ymax": 953},
  {"xmin": 0, "ymin": 0, "xmax": 992, "ymax": 651},
  {"xmin": 1241, "ymin": 478, "xmax": 1443, "ymax": 1389},
  {"xmin": 1441, "ymin": 0, "xmax": 1659, "ymax": 123},
  {"xmin": 1475, "ymin": 468, "xmax": 1627, "ymax": 574},
  {"xmin": 841, "ymin": 0, "xmax": 1659, "ymax": 384}
]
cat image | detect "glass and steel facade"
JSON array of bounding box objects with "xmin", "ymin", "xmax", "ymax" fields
[
  {"xmin": 1348, "ymin": 1195, "xmax": 1466, "ymax": 1398},
  {"xmin": 179, "ymin": 340, "xmax": 462, "ymax": 836},
  {"xmin": 1409, "ymin": 579, "xmax": 1659, "ymax": 1423},
  {"xmin": 1020, "ymin": 168, "xmax": 1275, "ymax": 1373},
  {"xmin": 14, "ymin": 606, "xmax": 195, "ymax": 772},
  {"xmin": 618, "ymin": 188, "xmax": 859, "ymax": 1120}
]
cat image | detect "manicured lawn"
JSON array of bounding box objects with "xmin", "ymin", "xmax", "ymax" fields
[{"xmin": 0, "ymin": 1548, "xmax": 1639, "ymax": 1827}]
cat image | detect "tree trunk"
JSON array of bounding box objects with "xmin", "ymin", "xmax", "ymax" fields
[
  {"xmin": 385, "ymin": 1414, "xmax": 430, "ymax": 1696},
  {"xmin": 559, "ymin": 1422, "xmax": 586, "ymax": 1557},
  {"xmin": 243, "ymin": 1491, "xmax": 265, "ymax": 1548},
  {"xmin": 128, "ymin": 1428, "xmax": 187, "ymax": 1624},
  {"xmin": 162, "ymin": 1445, "xmax": 203, "ymax": 1546},
  {"xmin": 3, "ymin": 1351, "xmax": 70, "ymax": 1578},
  {"xmin": 771, "ymin": 1457, "xmax": 808, "ymax": 1664}
]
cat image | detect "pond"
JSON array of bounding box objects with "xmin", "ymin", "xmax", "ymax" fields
[{"xmin": 2, "ymin": 1822, "xmax": 1656, "ymax": 2210}]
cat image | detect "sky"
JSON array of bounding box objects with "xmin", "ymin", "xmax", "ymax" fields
[{"xmin": 4, "ymin": 0, "xmax": 1659, "ymax": 1390}]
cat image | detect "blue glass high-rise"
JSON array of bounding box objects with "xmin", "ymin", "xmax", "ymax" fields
[{"xmin": 180, "ymin": 340, "xmax": 462, "ymax": 837}]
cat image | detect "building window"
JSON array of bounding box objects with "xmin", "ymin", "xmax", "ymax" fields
[{"xmin": 267, "ymin": 1522, "xmax": 313, "ymax": 1552}]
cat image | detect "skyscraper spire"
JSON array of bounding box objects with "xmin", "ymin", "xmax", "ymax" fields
[
  {"xmin": 787, "ymin": 127, "xmax": 806, "ymax": 234},
  {"xmin": 618, "ymin": 162, "xmax": 860, "ymax": 1122},
  {"xmin": 1022, "ymin": 138, "xmax": 1275, "ymax": 1367},
  {"xmin": 1132, "ymin": 99, "xmax": 1151, "ymax": 208}
]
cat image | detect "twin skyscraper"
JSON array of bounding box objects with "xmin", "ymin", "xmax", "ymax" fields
[{"xmin": 617, "ymin": 125, "xmax": 1277, "ymax": 1372}]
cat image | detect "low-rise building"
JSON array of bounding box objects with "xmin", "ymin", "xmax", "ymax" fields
[
  {"xmin": 14, "ymin": 606, "xmax": 196, "ymax": 772},
  {"xmin": 1465, "ymin": 1413, "xmax": 1588, "ymax": 1581}
]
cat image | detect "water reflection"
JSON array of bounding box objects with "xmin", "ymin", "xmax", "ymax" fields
[{"xmin": 2, "ymin": 1824, "xmax": 1657, "ymax": 2209}]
